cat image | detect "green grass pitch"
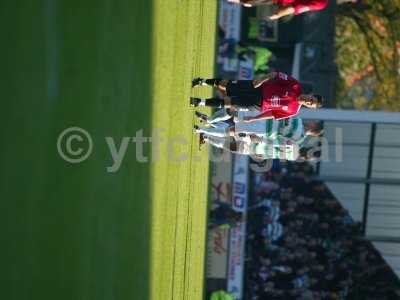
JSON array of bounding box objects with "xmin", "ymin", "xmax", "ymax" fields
[{"xmin": 0, "ymin": 1, "xmax": 217, "ymax": 300}]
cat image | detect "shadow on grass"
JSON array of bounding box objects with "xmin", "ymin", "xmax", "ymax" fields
[{"xmin": 0, "ymin": 1, "xmax": 153, "ymax": 299}]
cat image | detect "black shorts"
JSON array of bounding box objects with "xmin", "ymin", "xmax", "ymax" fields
[{"xmin": 226, "ymin": 80, "xmax": 262, "ymax": 108}]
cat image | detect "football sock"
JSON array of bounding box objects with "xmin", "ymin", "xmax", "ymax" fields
[
  {"xmin": 198, "ymin": 98, "xmax": 224, "ymax": 108},
  {"xmin": 197, "ymin": 124, "xmax": 229, "ymax": 138},
  {"xmin": 205, "ymin": 78, "xmax": 222, "ymax": 86}
]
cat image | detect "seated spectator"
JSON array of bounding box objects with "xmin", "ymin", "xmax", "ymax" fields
[{"xmin": 244, "ymin": 162, "xmax": 400, "ymax": 300}]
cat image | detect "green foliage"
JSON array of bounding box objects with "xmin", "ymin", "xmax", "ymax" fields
[{"xmin": 335, "ymin": 0, "xmax": 400, "ymax": 110}]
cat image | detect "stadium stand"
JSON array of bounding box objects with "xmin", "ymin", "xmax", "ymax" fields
[
  {"xmin": 207, "ymin": 3, "xmax": 400, "ymax": 299},
  {"xmin": 245, "ymin": 161, "xmax": 400, "ymax": 299}
]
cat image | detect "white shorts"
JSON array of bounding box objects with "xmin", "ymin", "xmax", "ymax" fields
[{"xmin": 234, "ymin": 111, "xmax": 279, "ymax": 139}]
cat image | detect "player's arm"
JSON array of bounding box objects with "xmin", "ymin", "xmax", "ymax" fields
[
  {"xmin": 269, "ymin": 6, "xmax": 296, "ymax": 20},
  {"xmin": 252, "ymin": 72, "xmax": 277, "ymax": 88}
]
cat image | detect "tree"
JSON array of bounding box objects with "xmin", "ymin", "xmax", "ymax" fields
[{"xmin": 335, "ymin": 0, "xmax": 400, "ymax": 110}]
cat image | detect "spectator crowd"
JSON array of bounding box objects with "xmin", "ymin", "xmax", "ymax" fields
[{"xmin": 245, "ymin": 161, "xmax": 400, "ymax": 300}]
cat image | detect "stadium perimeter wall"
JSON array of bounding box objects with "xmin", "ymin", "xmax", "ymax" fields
[{"xmin": 206, "ymin": 3, "xmax": 252, "ymax": 300}]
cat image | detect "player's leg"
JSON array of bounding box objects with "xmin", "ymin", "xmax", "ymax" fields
[
  {"xmin": 203, "ymin": 135, "xmax": 230, "ymax": 149},
  {"xmin": 209, "ymin": 137, "xmax": 252, "ymax": 155},
  {"xmin": 192, "ymin": 77, "xmax": 217, "ymax": 87},
  {"xmin": 192, "ymin": 78, "xmax": 227, "ymax": 88},
  {"xmin": 192, "ymin": 78, "xmax": 229, "ymax": 96},
  {"xmin": 206, "ymin": 109, "xmax": 234, "ymax": 124},
  {"xmin": 190, "ymin": 97, "xmax": 232, "ymax": 108},
  {"xmin": 193, "ymin": 123, "xmax": 231, "ymax": 138},
  {"xmin": 194, "ymin": 111, "xmax": 209, "ymax": 123},
  {"xmin": 194, "ymin": 110, "xmax": 231, "ymax": 125}
]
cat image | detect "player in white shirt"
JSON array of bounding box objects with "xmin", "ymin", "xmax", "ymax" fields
[{"xmin": 194, "ymin": 110, "xmax": 322, "ymax": 160}]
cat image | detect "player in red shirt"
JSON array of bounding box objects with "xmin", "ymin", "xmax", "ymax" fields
[
  {"xmin": 270, "ymin": 0, "xmax": 329, "ymax": 20},
  {"xmin": 227, "ymin": 0, "xmax": 329, "ymax": 20},
  {"xmin": 190, "ymin": 72, "xmax": 322, "ymax": 121}
]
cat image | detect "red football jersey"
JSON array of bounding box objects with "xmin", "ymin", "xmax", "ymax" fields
[
  {"xmin": 273, "ymin": 0, "xmax": 328, "ymax": 15},
  {"xmin": 259, "ymin": 72, "xmax": 302, "ymax": 120}
]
